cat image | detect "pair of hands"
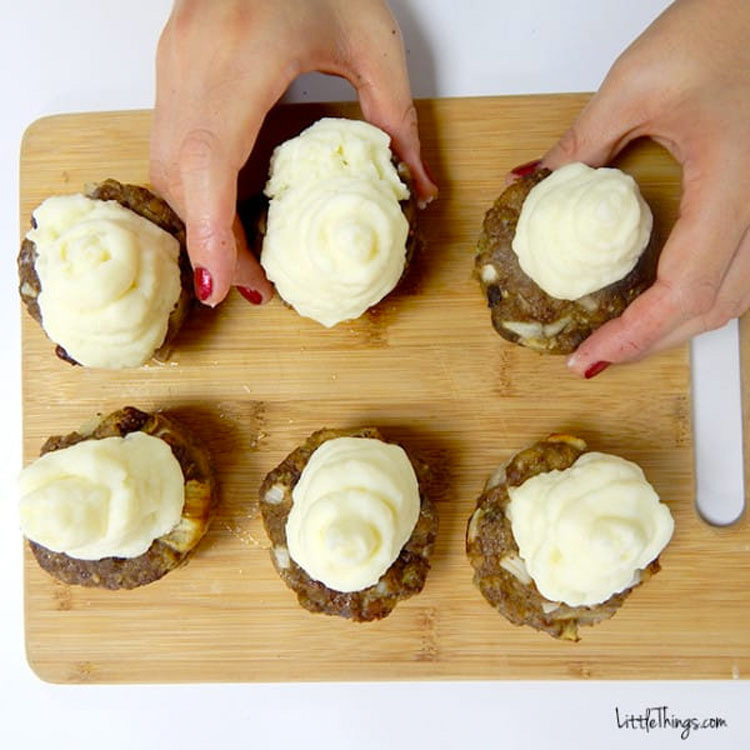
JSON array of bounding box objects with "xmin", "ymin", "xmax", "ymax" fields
[{"xmin": 150, "ymin": 0, "xmax": 750, "ymax": 376}]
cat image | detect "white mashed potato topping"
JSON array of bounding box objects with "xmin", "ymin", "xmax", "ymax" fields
[
  {"xmin": 285, "ymin": 437, "xmax": 420, "ymax": 592},
  {"xmin": 261, "ymin": 118, "xmax": 410, "ymax": 327},
  {"xmin": 507, "ymin": 451, "xmax": 673, "ymax": 606},
  {"xmin": 28, "ymin": 194, "xmax": 182, "ymax": 368},
  {"xmin": 19, "ymin": 432, "xmax": 185, "ymax": 560},
  {"xmin": 512, "ymin": 162, "xmax": 653, "ymax": 300}
]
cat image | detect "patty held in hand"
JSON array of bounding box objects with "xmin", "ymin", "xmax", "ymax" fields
[
  {"xmin": 258, "ymin": 118, "xmax": 420, "ymax": 328},
  {"xmin": 260, "ymin": 426, "xmax": 438, "ymax": 622},
  {"xmin": 475, "ymin": 163, "xmax": 660, "ymax": 354},
  {"xmin": 19, "ymin": 406, "xmax": 217, "ymax": 590}
]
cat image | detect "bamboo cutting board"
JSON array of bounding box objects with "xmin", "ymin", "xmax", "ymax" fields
[{"xmin": 20, "ymin": 95, "xmax": 749, "ymax": 683}]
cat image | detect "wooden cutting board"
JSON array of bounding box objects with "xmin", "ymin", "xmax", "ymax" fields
[{"xmin": 20, "ymin": 95, "xmax": 749, "ymax": 684}]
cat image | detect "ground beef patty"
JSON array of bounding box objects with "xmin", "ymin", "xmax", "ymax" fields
[
  {"xmin": 239, "ymin": 161, "xmax": 421, "ymax": 298},
  {"xmin": 27, "ymin": 406, "xmax": 217, "ymax": 590},
  {"xmin": 466, "ymin": 434, "xmax": 661, "ymax": 640},
  {"xmin": 17, "ymin": 179, "xmax": 193, "ymax": 366},
  {"xmin": 474, "ymin": 169, "xmax": 660, "ymax": 354},
  {"xmin": 259, "ymin": 427, "xmax": 438, "ymax": 622}
]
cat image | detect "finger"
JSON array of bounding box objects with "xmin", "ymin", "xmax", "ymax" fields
[
  {"xmin": 567, "ymin": 278, "xmax": 697, "ymax": 376},
  {"xmin": 230, "ymin": 215, "xmax": 274, "ymax": 305},
  {"xmin": 542, "ymin": 66, "xmax": 647, "ymax": 171},
  {"xmin": 567, "ymin": 173, "xmax": 746, "ymax": 375},
  {"xmin": 176, "ymin": 127, "xmax": 242, "ymax": 307},
  {"xmin": 151, "ymin": 5, "xmax": 286, "ymax": 307},
  {"xmin": 349, "ymin": 24, "xmax": 438, "ymax": 206},
  {"xmin": 647, "ymin": 224, "xmax": 750, "ymax": 354},
  {"xmin": 149, "ymin": 5, "xmax": 192, "ymax": 210},
  {"xmin": 151, "ymin": 116, "xmax": 239, "ymax": 307},
  {"xmin": 150, "ymin": 33, "xmax": 238, "ymax": 306},
  {"xmin": 149, "ymin": 78, "xmax": 184, "ymax": 212},
  {"xmin": 158, "ymin": 82, "xmax": 282, "ymax": 305}
]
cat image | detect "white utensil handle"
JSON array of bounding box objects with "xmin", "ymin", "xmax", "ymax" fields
[{"xmin": 692, "ymin": 318, "xmax": 746, "ymax": 525}]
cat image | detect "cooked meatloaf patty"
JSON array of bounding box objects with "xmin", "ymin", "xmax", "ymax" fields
[
  {"xmin": 239, "ymin": 161, "xmax": 421, "ymax": 297},
  {"xmin": 18, "ymin": 179, "xmax": 193, "ymax": 365},
  {"xmin": 466, "ymin": 434, "xmax": 661, "ymax": 640},
  {"xmin": 474, "ymin": 169, "xmax": 660, "ymax": 354},
  {"xmin": 28, "ymin": 406, "xmax": 217, "ymax": 590},
  {"xmin": 259, "ymin": 427, "xmax": 438, "ymax": 622}
]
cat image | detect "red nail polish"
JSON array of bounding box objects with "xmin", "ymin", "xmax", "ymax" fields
[
  {"xmin": 237, "ymin": 286, "xmax": 263, "ymax": 305},
  {"xmin": 584, "ymin": 361, "xmax": 611, "ymax": 379},
  {"xmin": 510, "ymin": 159, "xmax": 543, "ymax": 178},
  {"xmin": 194, "ymin": 266, "xmax": 213, "ymax": 301}
]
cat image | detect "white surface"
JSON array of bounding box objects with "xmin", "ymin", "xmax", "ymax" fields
[
  {"xmin": 692, "ymin": 320, "xmax": 746, "ymax": 525},
  {"xmin": 1, "ymin": 1, "xmax": 747, "ymax": 748}
]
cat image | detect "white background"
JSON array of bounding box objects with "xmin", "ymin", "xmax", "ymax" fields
[{"xmin": 1, "ymin": 2, "xmax": 747, "ymax": 748}]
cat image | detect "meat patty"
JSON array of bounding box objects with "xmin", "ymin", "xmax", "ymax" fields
[
  {"xmin": 27, "ymin": 406, "xmax": 217, "ymax": 590},
  {"xmin": 466, "ymin": 434, "xmax": 661, "ymax": 640},
  {"xmin": 474, "ymin": 169, "xmax": 660, "ymax": 354},
  {"xmin": 259, "ymin": 427, "xmax": 438, "ymax": 622},
  {"xmin": 239, "ymin": 160, "xmax": 421, "ymax": 305},
  {"xmin": 17, "ymin": 179, "xmax": 193, "ymax": 366}
]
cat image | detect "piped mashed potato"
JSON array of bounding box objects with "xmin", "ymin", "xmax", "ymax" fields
[
  {"xmin": 28, "ymin": 194, "xmax": 182, "ymax": 368},
  {"xmin": 19, "ymin": 432, "xmax": 184, "ymax": 560},
  {"xmin": 285, "ymin": 437, "xmax": 420, "ymax": 592},
  {"xmin": 511, "ymin": 162, "xmax": 653, "ymax": 300},
  {"xmin": 260, "ymin": 118, "xmax": 410, "ymax": 327},
  {"xmin": 507, "ymin": 452, "xmax": 673, "ymax": 607}
]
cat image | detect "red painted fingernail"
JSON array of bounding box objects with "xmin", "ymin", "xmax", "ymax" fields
[
  {"xmin": 584, "ymin": 361, "xmax": 611, "ymax": 379},
  {"xmin": 510, "ymin": 159, "xmax": 543, "ymax": 177},
  {"xmin": 194, "ymin": 266, "xmax": 213, "ymax": 302},
  {"xmin": 237, "ymin": 286, "xmax": 263, "ymax": 305}
]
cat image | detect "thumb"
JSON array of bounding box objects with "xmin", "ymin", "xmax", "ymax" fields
[
  {"xmin": 352, "ymin": 30, "xmax": 438, "ymax": 207},
  {"xmin": 364, "ymin": 98, "xmax": 437, "ymax": 208},
  {"xmin": 566, "ymin": 163, "xmax": 744, "ymax": 375},
  {"xmin": 177, "ymin": 128, "xmax": 242, "ymax": 307},
  {"xmin": 543, "ymin": 76, "xmax": 644, "ymax": 170}
]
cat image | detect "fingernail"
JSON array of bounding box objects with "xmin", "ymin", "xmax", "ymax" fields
[
  {"xmin": 237, "ymin": 286, "xmax": 263, "ymax": 305},
  {"xmin": 510, "ymin": 159, "xmax": 543, "ymax": 178},
  {"xmin": 194, "ymin": 266, "xmax": 213, "ymax": 302},
  {"xmin": 584, "ymin": 361, "xmax": 611, "ymax": 379}
]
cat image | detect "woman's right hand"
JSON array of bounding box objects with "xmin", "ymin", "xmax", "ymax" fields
[
  {"xmin": 150, "ymin": 0, "xmax": 438, "ymax": 307},
  {"xmin": 542, "ymin": 0, "xmax": 750, "ymax": 377}
]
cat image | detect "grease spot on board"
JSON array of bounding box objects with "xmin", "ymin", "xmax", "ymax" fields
[
  {"xmin": 494, "ymin": 348, "xmax": 515, "ymax": 396},
  {"xmin": 69, "ymin": 661, "xmax": 96, "ymax": 682},
  {"xmin": 567, "ymin": 661, "xmax": 594, "ymax": 679},
  {"xmin": 672, "ymin": 394, "xmax": 690, "ymax": 448},
  {"xmin": 53, "ymin": 581, "xmax": 73, "ymax": 611},
  {"xmin": 415, "ymin": 607, "xmax": 439, "ymax": 662}
]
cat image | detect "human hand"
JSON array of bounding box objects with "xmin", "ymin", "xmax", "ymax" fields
[
  {"xmin": 150, "ymin": 0, "xmax": 438, "ymax": 307},
  {"xmin": 541, "ymin": 0, "xmax": 750, "ymax": 377}
]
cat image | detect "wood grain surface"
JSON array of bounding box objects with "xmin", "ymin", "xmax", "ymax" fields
[{"xmin": 19, "ymin": 95, "xmax": 749, "ymax": 683}]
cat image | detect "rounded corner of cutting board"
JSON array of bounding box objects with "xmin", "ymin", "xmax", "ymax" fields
[
  {"xmin": 20, "ymin": 113, "xmax": 74, "ymax": 156},
  {"xmin": 20, "ymin": 109, "xmax": 153, "ymax": 160},
  {"xmin": 24, "ymin": 638, "xmax": 65, "ymax": 686},
  {"xmin": 22, "ymin": 112, "xmax": 60, "ymax": 133}
]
